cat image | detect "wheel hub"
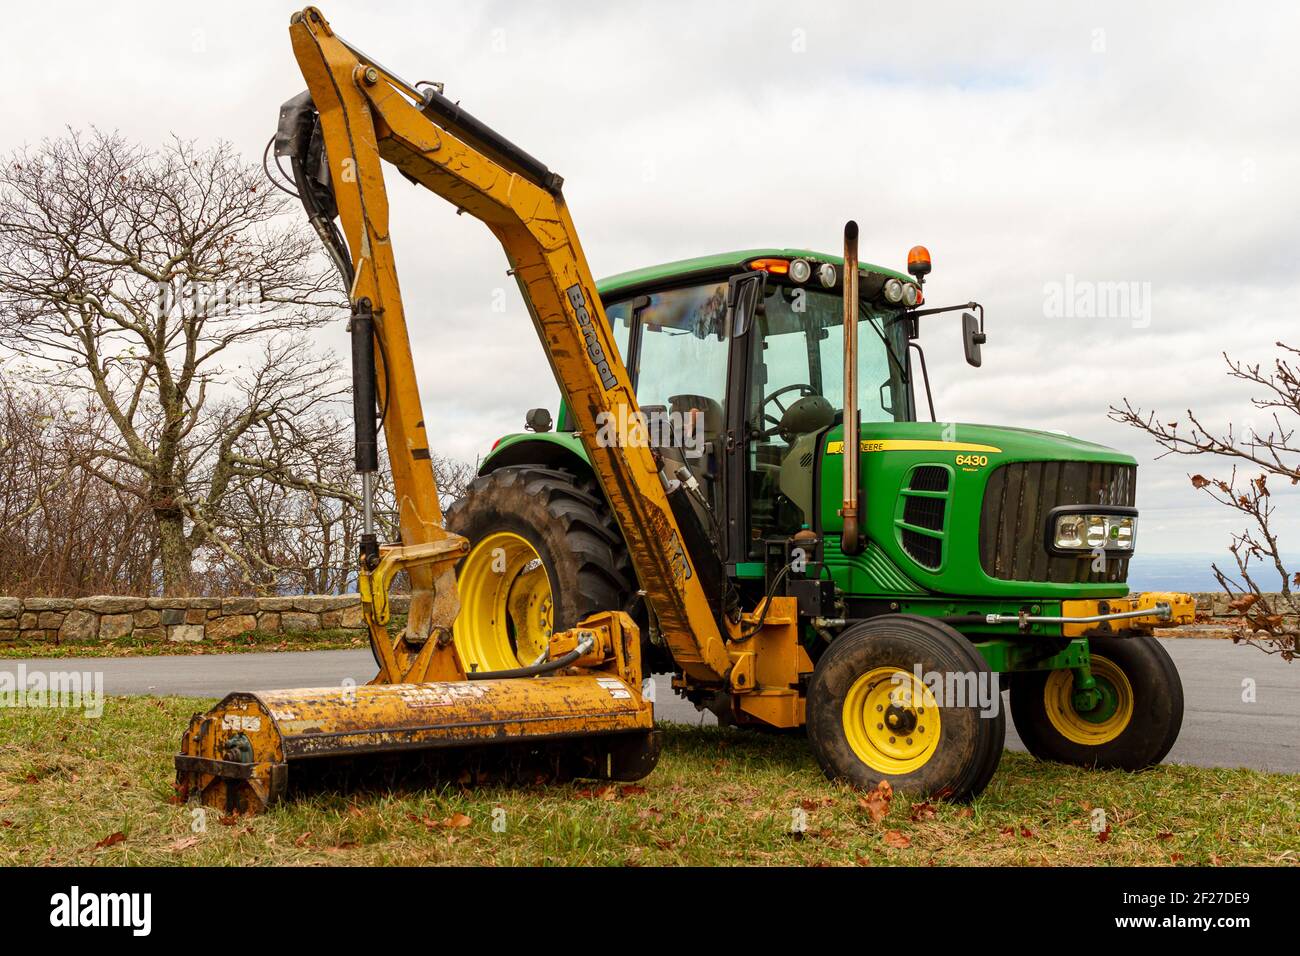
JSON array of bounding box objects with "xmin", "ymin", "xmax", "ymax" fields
[
  {"xmin": 454, "ymin": 531, "xmax": 555, "ymax": 672},
  {"xmin": 841, "ymin": 667, "xmax": 941, "ymax": 774},
  {"xmin": 1044, "ymin": 655, "xmax": 1134, "ymax": 745}
]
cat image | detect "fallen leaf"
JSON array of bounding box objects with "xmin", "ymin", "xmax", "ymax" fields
[
  {"xmin": 883, "ymin": 830, "xmax": 911, "ymax": 849},
  {"xmin": 167, "ymin": 836, "xmax": 200, "ymax": 852},
  {"xmin": 1097, "ymin": 826, "xmax": 1112, "ymax": 843},
  {"xmin": 0, "ymin": 820, "xmax": 15, "ymax": 829},
  {"xmin": 619, "ymin": 785, "xmax": 648, "ymax": 798},
  {"xmin": 1170, "ymin": 853, "xmax": 1184, "ymax": 863},
  {"xmin": 909, "ymin": 802, "xmax": 937, "ymax": 822},
  {"xmin": 854, "ymin": 853, "xmax": 872, "ymax": 866},
  {"xmin": 325, "ymin": 841, "xmax": 358, "ymax": 853},
  {"xmin": 1156, "ymin": 831, "xmax": 1174, "ymax": 841},
  {"xmin": 23, "ymin": 773, "xmax": 38, "ymax": 785},
  {"xmin": 94, "ymin": 832, "xmax": 126, "ymax": 850},
  {"xmin": 294, "ymin": 831, "xmax": 312, "ymax": 847},
  {"xmin": 441, "ymin": 812, "xmax": 472, "ymax": 829},
  {"xmin": 857, "ymin": 780, "xmax": 894, "ymax": 823},
  {"xmin": 955, "ymin": 807, "xmax": 974, "ymax": 819}
]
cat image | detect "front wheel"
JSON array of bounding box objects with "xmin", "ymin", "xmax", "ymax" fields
[
  {"xmin": 444, "ymin": 466, "xmax": 631, "ymax": 673},
  {"xmin": 1008, "ymin": 634, "xmax": 1183, "ymax": 770},
  {"xmin": 806, "ymin": 616, "xmax": 1005, "ymax": 802}
]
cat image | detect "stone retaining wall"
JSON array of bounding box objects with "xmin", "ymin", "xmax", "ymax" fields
[
  {"xmin": 0, "ymin": 590, "xmax": 1273, "ymax": 645},
  {"xmin": 0, "ymin": 594, "xmax": 411, "ymax": 644}
]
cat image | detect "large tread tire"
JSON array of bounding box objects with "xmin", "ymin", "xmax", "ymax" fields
[
  {"xmin": 807, "ymin": 615, "xmax": 1005, "ymax": 802},
  {"xmin": 445, "ymin": 466, "xmax": 632, "ymax": 640},
  {"xmin": 1008, "ymin": 634, "xmax": 1183, "ymax": 770}
]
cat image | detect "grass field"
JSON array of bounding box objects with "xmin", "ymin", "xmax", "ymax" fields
[{"xmin": 0, "ymin": 697, "xmax": 1296, "ymax": 866}]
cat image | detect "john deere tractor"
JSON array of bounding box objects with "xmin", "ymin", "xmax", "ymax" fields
[
  {"xmin": 178, "ymin": 9, "xmax": 1191, "ymax": 812},
  {"xmin": 446, "ymin": 242, "xmax": 1190, "ymax": 800}
]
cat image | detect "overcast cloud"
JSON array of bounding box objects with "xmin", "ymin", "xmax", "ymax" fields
[{"xmin": 2, "ymin": 0, "xmax": 1297, "ymax": 558}]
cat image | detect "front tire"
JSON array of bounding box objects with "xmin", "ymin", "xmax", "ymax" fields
[
  {"xmin": 806, "ymin": 616, "xmax": 1005, "ymax": 801},
  {"xmin": 1008, "ymin": 634, "xmax": 1183, "ymax": 770},
  {"xmin": 445, "ymin": 466, "xmax": 631, "ymax": 673}
]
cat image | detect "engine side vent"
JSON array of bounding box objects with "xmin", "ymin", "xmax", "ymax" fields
[
  {"xmin": 901, "ymin": 529, "xmax": 943, "ymax": 569},
  {"xmin": 909, "ymin": 466, "xmax": 950, "ymax": 493},
  {"xmin": 896, "ymin": 464, "xmax": 952, "ymax": 571},
  {"xmin": 903, "ymin": 495, "xmax": 945, "ymax": 531}
]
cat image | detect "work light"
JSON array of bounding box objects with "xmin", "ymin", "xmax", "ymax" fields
[{"xmin": 1050, "ymin": 511, "xmax": 1137, "ymax": 553}]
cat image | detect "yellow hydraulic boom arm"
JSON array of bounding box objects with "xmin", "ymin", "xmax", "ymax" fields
[{"xmin": 286, "ymin": 7, "xmax": 734, "ymax": 684}]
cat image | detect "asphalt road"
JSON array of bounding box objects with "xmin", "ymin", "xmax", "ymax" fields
[{"xmin": 4, "ymin": 638, "xmax": 1297, "ymax": 773}]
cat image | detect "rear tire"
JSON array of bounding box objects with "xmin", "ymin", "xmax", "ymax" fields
[
  {"xmin": 1008, "ymin": 634, "xmax": 1183, "ymax": 770},
  {"xmin": 445, "ymin": 466, "xmax": 632, "ymax": 672},
  {"xmin": 806, "ymin": 615, "xmax": 1005, "ymax": 802}
]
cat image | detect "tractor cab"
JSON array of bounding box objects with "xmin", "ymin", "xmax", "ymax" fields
[{"xmin": 553, "ymin": 249, "xmax": 918, "ymax": 565}]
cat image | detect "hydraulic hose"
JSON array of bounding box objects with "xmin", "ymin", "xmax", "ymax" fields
[{"xmin": 466, "ymin": 634, "xmax": 595, "ymax": 681}]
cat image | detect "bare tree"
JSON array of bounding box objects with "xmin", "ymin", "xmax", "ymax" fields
[
  {"xmin": 201, "ymin": 418, "xmax": 477, "ymax": 596},
  {"xmin": 0, "ymin": 129, "xmax": 349, "ymax": 594},
  {"xmin": 0, "ymin": 373, "xmax": 155, "ymax": 595},
  {"xmin": 1111, "ymin": 343, "xmax": 1300, "ymax": 659}
]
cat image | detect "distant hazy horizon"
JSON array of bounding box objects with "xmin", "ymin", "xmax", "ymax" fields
[{"xmin": 1126, "ymin": 553, "xmax": 1297, "ymax": 593}]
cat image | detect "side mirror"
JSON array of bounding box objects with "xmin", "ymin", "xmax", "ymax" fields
[
  {"xmin": 524, "ymin": 407, "xmax": 553, "ymax": 433},
  {"xmin": 962, "ymin": 312, "xmax": 986, "ymax": 368},
  {"xmin": 725, "ymin": 271, "xmax": 766, "ymax": 338}
]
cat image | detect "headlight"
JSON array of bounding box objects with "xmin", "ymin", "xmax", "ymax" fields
[
  {"xmin": 789, "ymin": 258, "xmax": 812, "ymax": 283},
  {"xmin": 1050, "ymin": 511, "xmax": 1137, "ymax": 553},
  {"xmin": 883, "ymin": 278, "xmax": 904, "ymax": 303},
  {"xmin": 817, "ymin": 263, "xmax": 837, "ymax": 288},
  {"xmin": 902, "ymin": 283, "xmax": 919, "ymax": 307}
]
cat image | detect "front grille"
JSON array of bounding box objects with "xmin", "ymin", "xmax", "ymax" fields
[{"xmin": 979, "ymin": 460, "xmax": 1135, "ymax": 583}]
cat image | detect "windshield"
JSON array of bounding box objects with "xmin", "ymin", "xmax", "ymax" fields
[
  {"xmin": 754, "ymin": 283, "xmax": 911, "ymax": 423},
  {"xmin": 603, "ymin": 279, "xmax": 912, "ymax": 422}
]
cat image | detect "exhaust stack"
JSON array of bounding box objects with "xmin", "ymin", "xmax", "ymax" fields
[{"xmin": 840, "ymin": 221, "xmax": 864, "ymax": 555}]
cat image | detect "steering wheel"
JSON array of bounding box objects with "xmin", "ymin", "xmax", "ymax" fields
[{"xmin": 759, "ymin": 383, "xmax": 817, "ymax": 438}]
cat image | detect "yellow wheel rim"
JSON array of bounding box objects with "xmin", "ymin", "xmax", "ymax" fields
[
  {"xmin": 842, "ymin": 666, "xmax": 941, "ymax": 775},
  {"xmin": 454, "ymin": 531, "xmax": 553, "ymax": 672},
  {"xmin": 1044, "ymin": 655, "xmax": 1134, "ymax": 746}
]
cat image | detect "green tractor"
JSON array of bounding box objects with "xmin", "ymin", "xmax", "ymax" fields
[{"xmin": 446, "ymin": 243, "xmax": 1190, "ymax": 799}]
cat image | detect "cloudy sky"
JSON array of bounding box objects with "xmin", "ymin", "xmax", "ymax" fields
[{"xmin": 2, "ymin": 1, "xmax": 1297, "ymax": 563}]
